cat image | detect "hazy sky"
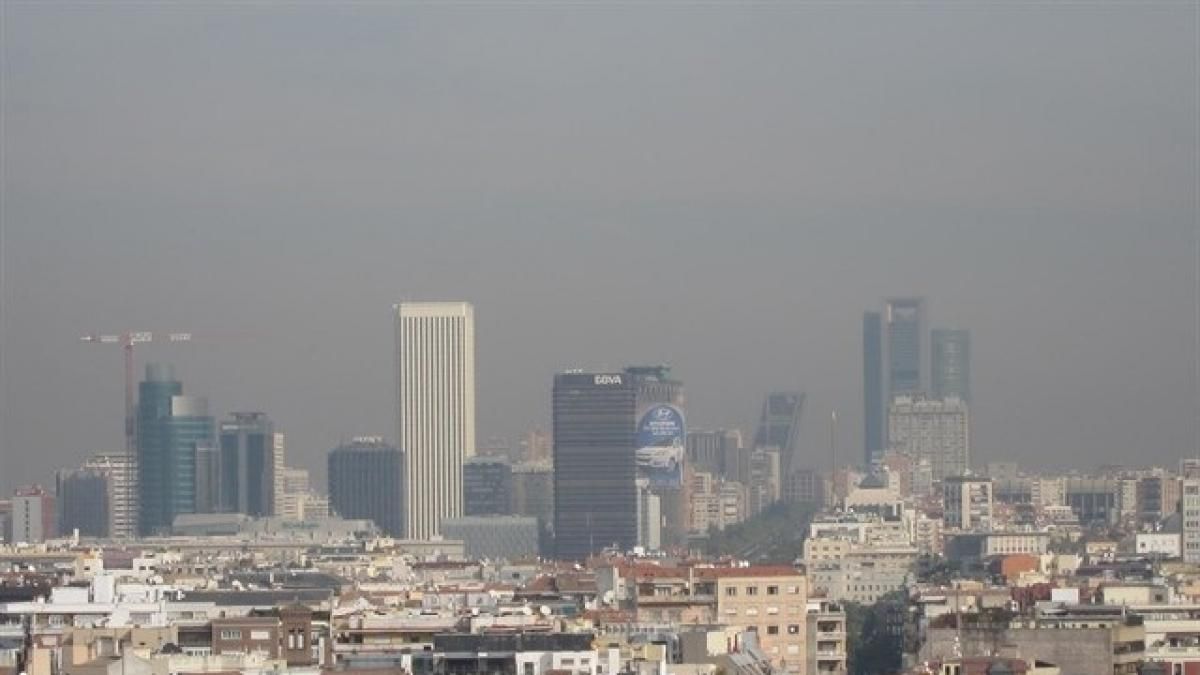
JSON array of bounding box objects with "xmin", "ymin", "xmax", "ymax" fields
[{"xmin": 1, "ymin": 3, "xmax": 1197, "ymax": 493}]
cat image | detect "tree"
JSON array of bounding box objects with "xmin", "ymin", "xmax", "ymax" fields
[{"xmin": 845, "ymin": 591, "xmax": 907, "ymax": 675}]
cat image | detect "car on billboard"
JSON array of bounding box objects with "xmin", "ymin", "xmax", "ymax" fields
[
  {"xmin": 636, "ymin": 404, "xmax": 685, "ymax": 486},
  {"xmin": 637, "ymin": 436, "xmax": 683, "ymax": 472}
]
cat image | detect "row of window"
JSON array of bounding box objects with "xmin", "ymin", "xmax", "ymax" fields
[
  {"xmin": 724, "ymin": 584, "xmax": 800, "ymax": 596},
  {"xmin": 726, "ymin": 606, "xmax": 797, "ymax": 617}
]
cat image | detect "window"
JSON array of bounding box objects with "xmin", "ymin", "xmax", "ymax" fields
[
  {"xmin": 787, "ymin": 585, "xmax": 800, "ymax": 594},
  {"xmin": 219, "ymin": 630, "xmax": 242, "ymax": 640},
  {"xmin": 767, "ymin": 586, "xmax": 779, "ymax": 595},
  {"xmin": 250, "ymin": 631, "xmax": 270, "ymax": 641},
  {"xmin": 725, "ymin": 587, "xmax": 737, "ymax": 597},
  {"xmin": 767, "ymin": 625, "xmax": 779, "ymax": 635},
  {"xmin": 746, "ymin": 586, "xmax": 759, "ymax": 596},
  {"xmin": 788, "ymin": 625, "xmax": 800, "ymax": 635}
]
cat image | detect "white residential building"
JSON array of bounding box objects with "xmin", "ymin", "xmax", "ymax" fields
[
  {"xmin": 84, "ymin": 453, "xmax": 137, "ymax": 539},
  {"xmin": 943, "ymin": 475, "xmax": 993, "ymax": 531},
  {"xmin": 1182, "ymin": 478, "xmax": 1200, "ymax": 564}
]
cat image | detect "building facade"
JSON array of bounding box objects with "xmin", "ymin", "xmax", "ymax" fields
[
  {"xmin": 863, "ymin": 310, "xmax": 885, "ymax": 467},
  {"xmin": 686, "ymin": 429, "xmax": 744, "ymax": 481},
  {"xmin": 943, "ymin": 475, "xmax": 993, "ymax": 531},
  {"xmin": 931, "ymin": 328, "xmax": 971, "ymax": 403},
  {"xmin": 888, "ymin": 395, "xmax": 969, "ymax": 482},
  {"xmin": 394, "ymin": 301, "xmax": 476, "ymax": 539},
  {"xmin": 553, "ymin": 371, "xmax": 638, "ymax": 560},
  {"xmin": 83, "ymin": 453, "xmax": 136, "ymax": 539},
  {"xmin": 218, "ymin": 412, "xmax": 277, "ymax": 517},
  {"xmin": 1184, "ymin": 478, "xmax": 1200, "ymax": 564},
  {"xmin": 463, "ymin": 456, "xmax": 513, "ymax": 516},
  {"xmin": 885, "ymin": 297, "xmax": 925, "ymax": 397},
  {"xmin": 11, "ymin": 486, "xmax": 56, "ymax": 544},
  {"xmin": 136, "ymin": 364, "xmax": 216, "ymax": 535},
  {"xmin": 327, "ymin": 437, "xmax": 406, "ymax": 537},
  {"xmin": 55, "ymin": 468, "xmax": 109, "ymax": 538},
  {"xmin": 553, "ymin": 366, "xmax": 684, "ymax": 559}
]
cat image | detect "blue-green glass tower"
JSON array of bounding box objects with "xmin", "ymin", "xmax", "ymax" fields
[{"xmin": 136, "ymin": 364, "xmax": 215, "ymax": 535}]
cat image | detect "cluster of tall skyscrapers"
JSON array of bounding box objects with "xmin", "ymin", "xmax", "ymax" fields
[
  {"xmin": 863, "ymin": 297, "xmax": 971, "ymax": 480},
  {"xmin": 28, "ymin": 296, "xmax": 972, "ymax": 557}
]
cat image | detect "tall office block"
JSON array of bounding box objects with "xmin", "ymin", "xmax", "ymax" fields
[
  {"xmin": 82, "ymin": 453, "xmax": 136, "ymax": 539},
  {"xmin": 328, "ymin": 437, "xmax": 405, "ymax": 537},
  {"xmin": 553, "ymin": 366, "xmax": 684, "ymax": 559},
  {"xmin": 56, "ymin": 468, "xmax": 109, "ymax": 538},
  {"xmin": 887, "ymin": 395, "xmax": 969, "ymax": 482},
  {"xmin": 136, "ymin": 364, "xmax": 216, "ymax": 535},
  {"xmin": 554, "ymin": 371, "xmax": 638, "ymax": 559},
  {"xmin": 272, "ymin": 433, "xmax": 286, "ymax": 517},
  {"xmin": 394, "ymin": 302, "xmax": 476, "ymax": 540},
  {"xmin": 218, "ymin": 412, "xmax": 277, "ymax": 517},
  {"xmin": 884, "ymin": 298, "xmax": 925, "ymax": 397},
  {"xmin": 628, "ymin": 366, "xmax": 687, "ymax": 549},
  {"xmin": 12, "ymin": 486, "xmax": 56, "ymax": 543},
  {"xmin": 464, "ymin": 456, "xmax": 513, "ymax": 516},
  {"xmin": 686, "ymin": 429, "xmax": 744, "ymax": 479},
  {"xmin": 753, "ymin": 392, "xmax": 805, "ymax": 478},
  {"xmin": 863, "ymin": 311, "xmax": 884, "ymax": 466},
  {"xmin": 931, "ymin": 329, "xmax": 971, "ymax": 403}
]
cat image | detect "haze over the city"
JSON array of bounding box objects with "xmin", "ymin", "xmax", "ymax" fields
[{"xmin": 1, "ymin": 3, "xmax": 1196, "ymax": 492}]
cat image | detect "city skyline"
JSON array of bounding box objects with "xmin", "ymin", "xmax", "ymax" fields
[{"xmin": 2, "ymin": 4, "xmax": 1196, "ymax": 491}]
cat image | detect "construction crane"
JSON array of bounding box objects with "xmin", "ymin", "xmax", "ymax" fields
[{"xmin": 79, "ymin": 330, "xmax": 192, "ymax": 536}]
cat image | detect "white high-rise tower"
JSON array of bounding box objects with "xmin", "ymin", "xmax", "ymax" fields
[{"xmin": 394, "ymin": 301, "xmax": 476, "ymax": 539}]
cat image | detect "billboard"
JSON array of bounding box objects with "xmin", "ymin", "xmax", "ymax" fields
[{"xmin": 636, "ymin": 404, "xmax": 685, "ymax": 488}]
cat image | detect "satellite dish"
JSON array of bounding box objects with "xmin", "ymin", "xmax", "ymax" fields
[{"xmin": 539, "ymin": 605, "xmax": 551, "ymax": 617}]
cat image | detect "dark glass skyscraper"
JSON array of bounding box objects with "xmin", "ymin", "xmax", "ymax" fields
[
  {"xmin": 553, "ymin": 371, "xmax": 638, "ymax": 560},
  {"xmin": 553, "ymin": 366, "xmax": 685, "ymax": 559},
  {"xmin": 932, "ymin": 329, "xmax": 971, "ymax": 403},
  {"xmin": 463, "ymin": 456, "xmax": 513, "ymax": 516},
  {"xmin": 56, "ymin": 468, "xmax": 109, "ymax": 538},
  {"xmin": 219, "ymin": 412, "xmax": 276, "ymax": 517},
  {"xmin": 885, "ymin": 297, "xmax": 925, "ymax": 397},
  {"xmin": 136, "ymin": 364, "xmax": 216, "ymax": 535},
  {"xmin": 863, "ymin": 311, "xmax": 884, "ymax": 466},
  {"xmin": 327, "ymin": 437, "xmax": 405, "ymax": 537}
]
